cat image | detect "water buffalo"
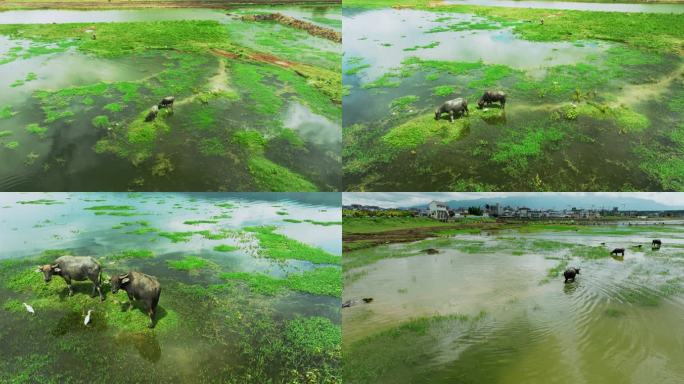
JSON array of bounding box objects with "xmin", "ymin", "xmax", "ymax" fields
[
  {"xmin": 110, "ymin": 271, "xmax": 161, "ymax": 328},
  {"xmin": 652, "ymin": 239, "xmax": 662, "ymax": 248},
  {"xmin": 144, "ymin": 105, "xmax": 159, "ymax": 122},
  {"xmin": 158, "ymin": 96, "xmax": 175, "ymax": 110},
  {"xmin": 435, "ymin": 98, "xmax": 469, "ymax": 122},
  {"xmin": 563, "ymin": 267, "xmax": 580, "ymax": 283},
  {"xmin": 38, "ymin": 256, "xmax": 104, "ymax": 301},
  {"xmin": 477, "ymin": 90, "xmax": 506, "ymax": 109},
  {"xmin": 610, "ymin": 248, "xmax": 625, "ymax": 257}
]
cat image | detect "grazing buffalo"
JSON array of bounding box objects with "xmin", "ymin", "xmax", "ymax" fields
[
  {"xmin": 110, "ymin": 271, "xmax": 161, "ymax": 328},
  {"xmin": 158, "ymin": 96, "xmax": 175, "ymax": 110},
  {"xmin": 38, "ymin": 256, "xmax": 104, "ymax": 301},
  {"xmin": 563, "ymin": 267, "xmax": 580, "ymax": 283},
  {"xmin": 611, "ymin": 248, "xmax": 625, "ymax": 257},
  {"xmin": 144, "ymin": 105, "xmax": 159, "ymax": 122},
  {"xmin": 435, "ymin": 98, "xmax": 469, "ymax": 122},
  {"xmin": 477, "ymin": 90, "xmax": 506, "ymax": 109},
  {"xmin": 652, "ymin": 239, "xmax": 662, "ymax": 249}
]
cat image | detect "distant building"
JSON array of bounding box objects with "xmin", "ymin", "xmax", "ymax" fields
[{"xmin": 428, "ymin": 201, "xmax": 449, "ymax": 221}]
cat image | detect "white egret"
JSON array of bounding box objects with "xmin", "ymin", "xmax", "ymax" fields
[
  {"xmin": 22, "ymin": 302, "xmax": 35, "ymax": 315},
  {"xmin": 84, "ymin": 309, "xmax": 93, "ymax": 326}
]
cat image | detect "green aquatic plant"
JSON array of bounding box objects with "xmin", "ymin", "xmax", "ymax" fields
[
  {"xmin": 166, "ymin": 256, "xmax": 214, "ymax": 271},
  {"xmin": 183, "ymin": 220, "xmax": 219, "ymax": 225},
  {"xmin": 403, "ymin": 41, "xmax": 440, "ymax": 51},
  {"xmin": 213, "ymin": 244, "xmax": 239, "ymax": 252},
  {"xmin": 109, "ymin": 249, "xmax": 154, "ymax": 261},
  {"xmin": 432, "ymin": 85, "xmax": 454, "ymax": 97},
  {"xmin": 389, "ymin": 95, "xmax": 419, "ymax": 112},
  {"xmin": 0, "ymin": 105, "xmax": 16, "ymax": 119},
  {"xmin": 25, "ymin": 123, "xmax": 47, "ymax": 137},
  {"xmin": 85, "ymin": 205, "xmax": 135, "ymax": 211},
  {"xmin": 245, "ymin": 226, "xmax": 339, "ymax": 264},
  {"xmin": 221, "ymin": 266, "xmax": 341, "ymax": 297},
  {"xmin": 382, "ymin": 113, "xmax": 469, "ymax": 150},
  {"xmin": 247, "ymin": 156, "xmax": 318, "ymax": 192},
  {"xmin": 91, "ymin": 115, "xmax": 110, "ymax": 129},
  {"xmin": 4, "ymin": 141, "xmax": 19, "ymax": 149}
]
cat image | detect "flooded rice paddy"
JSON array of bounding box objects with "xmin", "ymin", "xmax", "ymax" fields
[
  {"xmin": 0, "ymin": 192, "xmax": 342, "ymax": 383},
  {"xmin": 343, "ymin": 222, "xmax": 684, "ymax": 383},
  {"xmin": 342, "ymin": 6, "xmax": 684, "ymax": 191},
  {"xmin": 0, "ymin": 6, "xmax": 341, "ymax": 191}
]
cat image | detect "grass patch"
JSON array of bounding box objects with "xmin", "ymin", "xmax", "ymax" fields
[{"xmin": 245, "ymin": 226, "xmax": 339, "ymax": 264}]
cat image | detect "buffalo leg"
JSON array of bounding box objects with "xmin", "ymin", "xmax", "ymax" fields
[
  {"xmin": 148, "ymin": 308, "xmax": 156, "ymax": 328},
  {"xmin": 64, "ymin": 277, "xmax": 73, "ymax": 296},
  {"xmin": 127, "ymin": 292, "xmax": 134, "ymax": 310},
  {"xmin": 449, "ymin": 111, "xmax": 454, "ymax": 122}
]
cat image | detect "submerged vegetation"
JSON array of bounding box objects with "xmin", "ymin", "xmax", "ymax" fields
[
  {"xmin": 343, "ymin": 3, "xmax": 684, "ymax": 191},
  {"xmin": 0, "ymin": 193, "xmax": 342, "ymax": 382},
  {"xmin": 0, "ymin": 8, "xmax": 341, "ymax": 191}
]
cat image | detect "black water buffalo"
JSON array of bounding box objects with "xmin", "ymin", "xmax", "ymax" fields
[
  {"xmin": 477, "ymin": 90, "xmax": 506, "ymax": 109},
  {"xmin": 110, "ymin": 271, "xmax": 161, "ymax": 328},
  {"xmin": 38, "ymin": 256, "xmax": 104, "ymax": 301},
  {"xmin": 435, "ymin": 98, "xmax": 469, "ymax": 122},
  {"xmin": 652, "ymin": 239, "xmax": 662, "ymax": 248},
  {"xmin": 611, "ymin": 248, "xmax": 625, "ymax": 257},
  {"xmin": 563, "ymin": 267, "xmax": 580, "ymax": 283},
  {"xmin": 144, "ymin": 105, "xmax": 159, "ymax": 122},
  {"xmin": 158, "ymin": 96, "xmax": 175, "ymax": 110}
]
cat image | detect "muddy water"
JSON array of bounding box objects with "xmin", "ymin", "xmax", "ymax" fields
[
  {"xmin": 446, "ymin": 0, "xmax": 684, "ymax": 14},
  {"xmin": 0, "ymin": 192, "xmax": 341, "ymax": 382},
  {"xmin": 344, "ymin": 225, "xmax": 684, "ymax": 383}
]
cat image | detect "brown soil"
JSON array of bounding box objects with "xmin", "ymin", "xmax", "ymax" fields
[
  {"xmin": 210, "ymin": 48, "xmax": 298, "ymax": 69},
  {"xmin": 343, "ymin": 222, "xmax": 505, "ymax": 252},
  {"xmin": 242, "ymin": 12, "xmax": 341, "ymax": 43}
]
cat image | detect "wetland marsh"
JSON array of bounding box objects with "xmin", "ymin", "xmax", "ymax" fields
[
  {"xmin": 342, "ymin": 2, "xmax": 684, "ymax": 191},
  {"xmin": 0, "ymin": 6, "xmax": 341, "ymax": 191},
  {"xmin": 343, "ymin": 219, "xmax": 684, "ymax": 383},
  {"xmin": 0, "ymin": 192, "xmax": 342, "ymax": 383}
]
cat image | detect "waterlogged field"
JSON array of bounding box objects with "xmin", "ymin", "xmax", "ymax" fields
[
  {"xmin": 342, "ymin": 2, "xmax": 684, "ymax": 191},
  {"xmin": 0, "ymin": 192, "xmax": 342, "ymax": 383},
  {"xmin": 0, "ymin": 6, "xmax": 341, "ymax": 191},
  {"xmin": 343, "ymin": 220, "xmax": 684, "ymax": 383}
]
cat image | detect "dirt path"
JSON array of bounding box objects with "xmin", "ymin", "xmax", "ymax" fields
[
  {"xmin": 241, "ymin": 12, "xmax": 341, "ymax": 43},
  {"xmin": 612, "ymin": 62, "xmax": 684, "ymax": 108}
]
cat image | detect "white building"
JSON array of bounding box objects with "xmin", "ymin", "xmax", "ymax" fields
[{"xmin": 428, "ymin": 201, "xmax": 450, "ymax": 221}]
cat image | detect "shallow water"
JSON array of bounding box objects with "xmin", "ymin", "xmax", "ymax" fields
[
  {"xmin": 0, "ymin": 7, "xmax": 342, "ymax": 191},
  {"xmin": 0, "ymin": 192, "xmax": 341, "ymax": 382},
  {"xmin": 342, "ymin": 7, "xmax": 684, "ymax": 191},
  {"xmin": 343, "ymin": 224, "xmax": 684, "ymax": 383},
  {"xmin": 0, "ymin": 6, "xmax": 342, "ymax": 26},
  {"xmin": 445, "ymin": 0, "xmax": 684, "ymax": 14},
  {"xmin": 343, "ymin": 9, "xmax": 603, "ymax": 81}
]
